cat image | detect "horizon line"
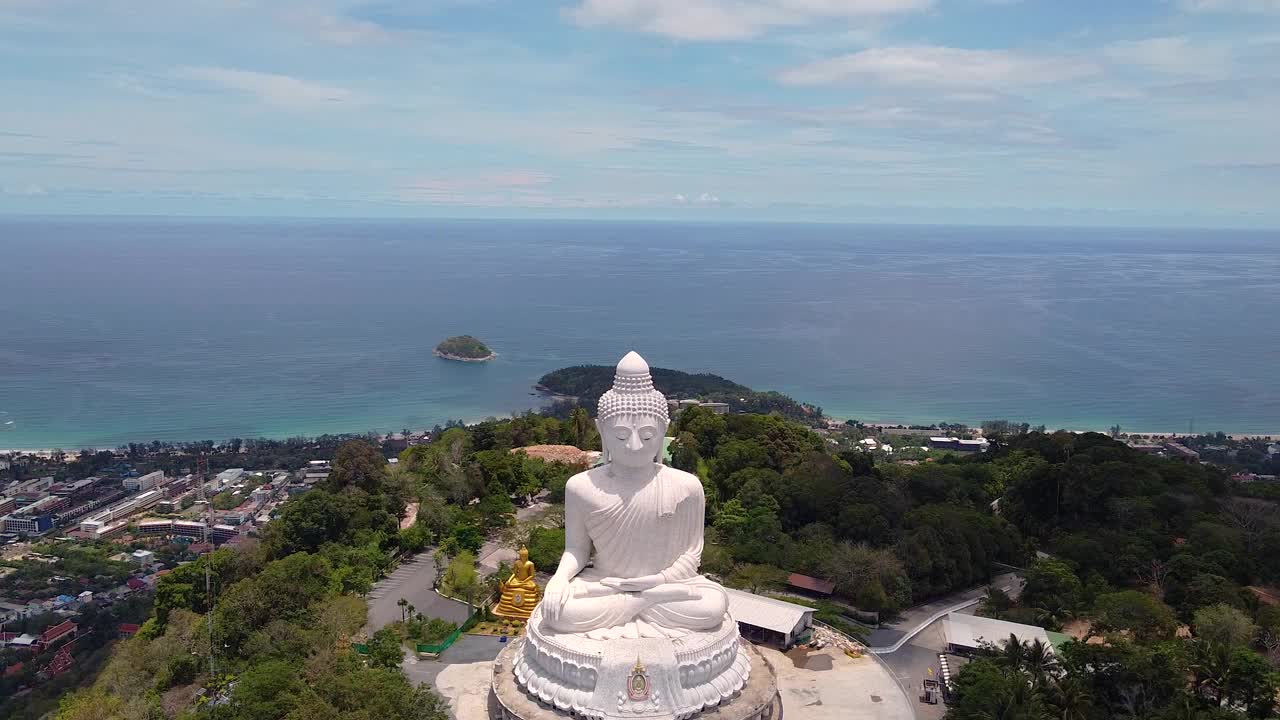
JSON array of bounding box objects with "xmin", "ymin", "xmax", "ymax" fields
[{"xmin": 2, "ymin": 211, "xmax": 1277, "ymax": 233}]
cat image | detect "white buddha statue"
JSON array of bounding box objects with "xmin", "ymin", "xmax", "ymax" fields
[
  {"xmin": 540, "ymin": 351, "xmax": 728, "ymax": 640},
  {"xmin": 508, "ymin": 352, "xmax": 754, "ymax": 720}
]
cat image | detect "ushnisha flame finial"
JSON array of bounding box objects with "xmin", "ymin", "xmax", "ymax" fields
[{"xmin": 597, "ymin": 351, "xmax": 669, "ymax": 423}]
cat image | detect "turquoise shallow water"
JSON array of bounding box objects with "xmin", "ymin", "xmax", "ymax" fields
[{"xmin": 0, "ymin": 217, "xmax": 1277, "ymax": 449}]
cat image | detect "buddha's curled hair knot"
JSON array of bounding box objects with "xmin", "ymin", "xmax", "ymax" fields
[{"xmin": 597, "ymin": 351, "xmax": 670, "ymax": 424}]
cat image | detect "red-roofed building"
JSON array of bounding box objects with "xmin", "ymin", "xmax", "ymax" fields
[
  {"xmin": 3, "ymin": 662, "xmax": 23, "ymax": 677},
  {"xmin": 38, "ymin": 620, "xmax": 77, "ymax": 648},
  {"xmin": 44, "ymin": 644, "xmax": 74, "ymax": 676},
  {"xmin": 118, "ymin": 623, "xmax": 141, "ymax": 637},
  {"xmin": 787, "ymin": 573, "xmax": 836, "ymax": 597},
  {"xmin": 126, "ymin": 577, "xmax": 145, "ymax": 590},
  {"xmin": 0, "ymin": 632, "xmax": 17, "ymax": 644}
]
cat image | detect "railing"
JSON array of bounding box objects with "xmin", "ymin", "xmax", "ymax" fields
[
  {"xmin": 416, "ymin": 608, "xmax": 482, "ymax": 656},
  {"xmin": 866, "ymin": 597, "xmax": 980, "ymax": 654}
]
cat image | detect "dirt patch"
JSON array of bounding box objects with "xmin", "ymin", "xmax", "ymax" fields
[
  {"xmin": 785, "ymin": 646, "xmax": 834, "ymax": 671},
  {"xmin": 162, "ymin": 682, "xmax": 202, "ymax": 716}
]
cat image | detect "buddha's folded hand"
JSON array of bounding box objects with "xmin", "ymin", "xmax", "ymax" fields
[
  {"xmin": 599, "ymin": 574, "xmax": 664, "ymax": 592},
  {"xmin": 543, "ymin": 575, "xmax": 572, "ymax": 623}
]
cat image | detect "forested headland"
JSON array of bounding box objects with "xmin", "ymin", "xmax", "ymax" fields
[{"xmin": 536, "ymin": 365, "xmax": 822, "ymax": 423}]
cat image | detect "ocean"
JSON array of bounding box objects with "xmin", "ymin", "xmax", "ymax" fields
[{"xmin": 1, "ymin": 216, "xmax": 1277, "ymax": 449}]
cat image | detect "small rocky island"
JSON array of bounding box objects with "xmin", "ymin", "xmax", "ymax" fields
[{"xmin": 434, "ymin": 335, "xmax": 496, "ymax": 362}]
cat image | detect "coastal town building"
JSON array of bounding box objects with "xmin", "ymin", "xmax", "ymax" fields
[
  {"xmin": 78, "ymin": 489, "xmax": 164, "ymax": 532},
  {"xmin": 211, "ymin": 524, "xmax": 239, "ymax": 543},
  {"xmin": 1164, "ymin": 443, "xmax": 1200, "ymax": 463},
  {"xmin": 668, "ymin": 399, "xmax": 730, "ymax": 415},
  {"xmin": 929, "ymin": 437, "xmax": 991, "ymax": 452},
  {"xmin": 38, "ymin": 620, "xmax": 77, "ymax": 650},
  {"xmin": 1, "ymin": 513, "xmax": 54, "ymax": 535},
  {"xmin": 302, "ymin": 461, "xmax": 330, "ymax": 485},
  {"xmin": 214, "ymin": 468, "xmax": 245, "ymax": 489},
  {"xmin": 122, "ymin": 470, "xmax": 164, "ymax": 492}
]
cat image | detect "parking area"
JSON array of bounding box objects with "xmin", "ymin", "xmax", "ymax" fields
[
  {"xmin": 365, "ymin": 551, "xmax": 471, "ymax": 634},
  {"xmin": 402, "ymin": 634, "xmax": 508, "ymax": 719}
]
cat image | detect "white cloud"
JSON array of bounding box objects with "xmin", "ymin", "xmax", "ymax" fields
[
  {"xmin": 2, "ymin": 183, "xmax": 47, "ymax": 196},
  {"xmin": 1180, "ymin": 0, "xmax": 1280, "ymax": 12},
  {"xmin": 176, "ymin": 66, "xmax": 356, "ymax": 108},
  {"xmin": 287, "ymin": 12, "xmax": 395, "ymax": 45},
  {"xmin": 672, "ymin": 191, "xmax": 724, "ymax": 204},
  {"xmin": 776, "ymin": 46, "xmax": 1099, "ymax": 87},
  {"xmin": 401, "ymin": 170, "xmax": 555, "ymax": 203},
  {"xmin": 566, "ymin": 0, "xmax": 931, "ymax": 41},
  {"xmin": 1103, "ymin": 36, "xmax": 1231, "ymax": 77}
]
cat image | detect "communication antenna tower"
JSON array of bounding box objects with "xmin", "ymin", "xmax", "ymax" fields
[{"xmin": 196, "ymin": 454, "xmax": 214, "ymax": 678}]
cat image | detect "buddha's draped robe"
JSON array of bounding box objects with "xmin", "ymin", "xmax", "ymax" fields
[{"xmin": 544, "ymin": 468, "xmax": 728, "ymax": 639}]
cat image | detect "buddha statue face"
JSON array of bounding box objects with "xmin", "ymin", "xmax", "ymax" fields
[
  {"xmin": 595, "ymin": 351, "xmax": 670, "ymax": 472},
  {"xmin": 519, "ymin": 546, "xmax": 529, "ymax": 562},
  {"xmin": 598, "ymin": 412, "xmax": 667, "ymax": 470}
]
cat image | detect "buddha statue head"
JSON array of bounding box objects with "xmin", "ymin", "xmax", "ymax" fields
[
  {"xmin": 596, "ymin": 351, "xmax": 670, "ymax": 470},
  {"xmin": 518, "ymin": 545, "xmax": 530, "ymax": 563}
]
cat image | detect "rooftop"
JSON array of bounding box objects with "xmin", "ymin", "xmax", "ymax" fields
[
  {"xmin": 724, "ymin": 587, "xmax": 814, "ymax": 635},
  {"xmin": 943, "ymin": 613, "xmax": 1052, "ymax": 652},
  {"xmin": 787, "ymin": 573, "xmax": 836, "ymax": 596}
]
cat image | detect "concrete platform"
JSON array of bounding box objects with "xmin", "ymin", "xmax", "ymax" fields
[
  {"xmin": 428, "ymin": 641, "xmax": 912, "ymax": 720},
  {"xmin": 762, "ymin": 646, "xmax": 914, "ymax": 720},
  {"xmin": 491, "ymin": 639, "xmax": 780, "ymax": 720}
]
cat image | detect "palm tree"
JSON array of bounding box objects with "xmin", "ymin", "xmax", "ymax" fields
[
  {"xmin": 995, "ymin": 633, "xmax": 1029, "ymax": 672},
  {"xmin": 407, "ymin": 603, "xmax": 415, "ymax": 619},
  {"xmin": 1045, "ymin": 676, "xmax": 1092, "ymax": 720},
  {"xmin": 1189, "ymin": 639, "xmax": 1232, "ymax": 705},
  {"xmin": 1023, "ymin": 639, "xmax": 1060, "ymax": 684},
  {"xmin": 570, "ymin": 407, "xmax": 591, "ymax": 449},
  {"xmin": 982, "ymin": 585, "xmax": 1013, "ymax": 613},
  {"xmin": 990, "ymin": 679, "xmax": 1044, "ymax": 720},
  {"xmin": 397, "ymin": 597, "xmax": 408, "ymax": 621}
]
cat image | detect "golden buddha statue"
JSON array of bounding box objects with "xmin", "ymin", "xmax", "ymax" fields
[{"xmin": 494, "ymin": 545, "xmax": 540, "ymax": 621}]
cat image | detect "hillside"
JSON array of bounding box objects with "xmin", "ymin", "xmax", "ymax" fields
[
  {"xmin": 536, "ymin": 365, "xmax": 822, "ymax": 423},
  {"xmin": 434, "ymin": 335, "xmax": 495, "ymax": 361}
]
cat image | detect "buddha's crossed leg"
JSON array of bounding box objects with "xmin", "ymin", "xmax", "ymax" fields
[{"xmin": 545, "ymin": 577, "xmax": 727, "ymax": 635}]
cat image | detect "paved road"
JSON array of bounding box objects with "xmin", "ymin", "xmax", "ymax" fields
[
  {"xmin": 365, "ymin": 551, "xmax": 470, "ymax": 633},
  {"xmin": 865, "ymin": 572, "xmax": 1023, "ymax": 649},
  {"xmin": 877, "ymin": 619, "xmax": 953, "ymax": 720},
  {"xmin": 866, "ymin": 572, "xmax": 1022, "ymax": 718}
]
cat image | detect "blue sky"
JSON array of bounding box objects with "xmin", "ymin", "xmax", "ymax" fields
[{"xmin": 2, "ymin": 0, "xmax": 1278, "ymax": 226}]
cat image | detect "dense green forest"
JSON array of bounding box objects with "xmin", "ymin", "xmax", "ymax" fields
[
  {"xmin": 536, "ymin": 365, "xmax": 822, "ymax": 423},
  {"xmin": 433, "ymin": 335, "xmax": 494, "ymax": 360},
  {"xmin": 47, "ymin": 399, "xmax": 1280, "ymax": 720},
  {"xmin": 939, "ymin": 431, "xmax": 1280, "ymax": 719}
]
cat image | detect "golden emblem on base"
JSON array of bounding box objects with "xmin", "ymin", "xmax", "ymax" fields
[{"xmin": 494, "ymin": 545, "xmax": 540, "ymax": 621}]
